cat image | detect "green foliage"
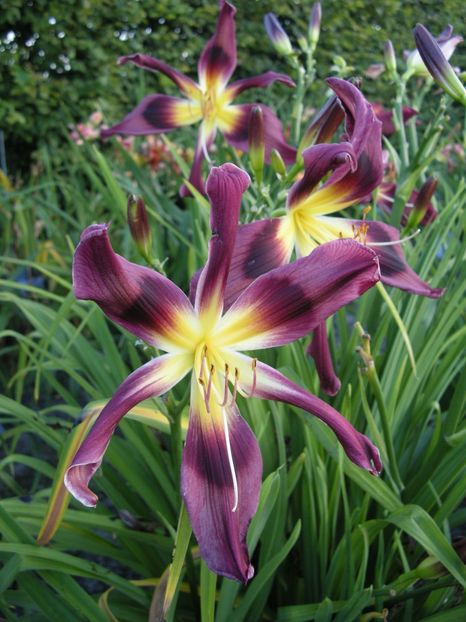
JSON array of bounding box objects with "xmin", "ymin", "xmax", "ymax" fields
[{"xmin": 1, "ymin": 0, "xmax": 465, "ymax": 173}]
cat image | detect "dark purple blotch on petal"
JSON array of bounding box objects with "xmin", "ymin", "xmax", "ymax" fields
[{"xmin": 181, "ymin": 402, "xmax": 262, "ymax": 583}]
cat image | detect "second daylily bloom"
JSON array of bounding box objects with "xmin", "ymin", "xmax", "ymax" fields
[
  {"xmin": 223, "ymin": 78, "xmax": 443, "ymax": 394},
  {"xmin": 404, "ymin": 24, "xmax": 462, "ymax": 79},
  {"xmin": 102, "ymin": 1, "xmax": 296, "ymax": 195},
  {"xmin": 65, "ymin": 164, "xmax": 381, "ymax": 583}
]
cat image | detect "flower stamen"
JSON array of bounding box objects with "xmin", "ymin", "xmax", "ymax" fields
[
  {"xmin": 229, "ymin": 367, "xmax": 239, "ymax": 406},
  {"xmin": 369, "ymin": 228, "xmax": 421, "ymax": 246},
  {"xmin": 219, "ymin": 363, "xmax": 230, "ymax": 407}
]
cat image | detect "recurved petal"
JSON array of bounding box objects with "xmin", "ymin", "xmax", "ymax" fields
[
  {"xmin": 287, "ymin": 142, "xmax": 356, "ymax": 209},
  {"xmin": 195, "ymin": 164, "xmax": 250, "ymax": 322},
  {"xmin": 181, "ymin": 383, "xmax": 262, "ymax": 582},
  {"xmin": 226, "ymin": 71, "xmax": 295, "ymax": 99},
  {"xmin": 65, "ymin": 353, "xmax": 192, "ymax": 507},
  {"xmin": 227, "ymin": 354, "xmax": 381, "ymax": 475},
  {"xmin": 198, "ymin": 1, "xmax": 237, "ymax": 90},
  {"xmin": 307, "ymin": 322, "xmax": 341, "ymax": 396},
  {"xmin": 73, "ymin": 224, "xmax": 198, "ymax": 350},
  {"xmin": 360, "ymin": 219, "xmax": 444, "ymax": 298},
  {"xmin": 220, "ymin": 103, "xmax": 297, "ymax": 165},
  {"xmin": 118, "ymin": 54, "xmax": 201, "ymax": 100},
  {"xmin": 101, "ymin": 95, "xmax": 202, "ymax": 138},
  {"xmin": 215, "ymin": 238, "xmax": 380, "ymax": 350}
]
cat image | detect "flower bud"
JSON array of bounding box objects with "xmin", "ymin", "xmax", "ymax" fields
[
  {"xmin": 299, "ymin": 95, "xmax": 344, "ymax": 154},
  {"xmin": 270, "ymin": 148, "xmax": 287, "ymax": 177},
  {"xmin": 413, "ymin": 24, "xmax": 466, "ymax": 105},
  {"xmin": 248, "ymin": 106, "xmax": 265, "ymax": 185},
  {"xmin": 384, "ymin": 40, "xmax": 397, "ymax": 77},
  {"xmin": 264, "ymin": 13, "xmax": 293, "ymax": 57},
  {"xmin": 127, "ymin": 195, "xmax": 153, "ymax": 263},
  {"xmin": 407, "ymin": 176, "xmax": 438, "ymax": 228},
  {"xmin": 308, "ymin": 3, "xmax": 321, "ymax": 49}
]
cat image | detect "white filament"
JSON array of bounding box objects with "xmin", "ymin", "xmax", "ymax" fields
[
  {"xmin": 222, "ymin": 406, "xmax": 239, "ymax": 512},
  {"xmin": 369, "ymin": 228, "xmax": 421, "ymax": 247}
]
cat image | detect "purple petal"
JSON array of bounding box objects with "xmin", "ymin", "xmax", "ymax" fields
[
  {"xmin": 194, "ymin": 164, "xmax": 250, "ymax": 320},
  {"xmin": 222, "ymin": 103, "xmax": 296, "ymax": 165},
  {"xmin": 181, "ymin": 390, "xmax": 262, "ymax": 582},
  {"xmin": 226, "ymin": 71, "xmax": 295, "ymax": 99},
  {"xmin": 73, "ymin": 224, "xmax": 196, "ymax": 349},
  {"xmin": 117, "ymin": 54, "xmax": 200, "ymax": 98},
  {"xmin": 101, "ymin": 95, "xmax": 201, "ymax": 138},
  {"xmin": 65, "ymin": 353, "xmax": 191, "ymax": 507},
  {"xmin": 323, "ymin": 78, "xmax": 384, "ymax": 204},
  {"xmin": 232, "ymin": 355, "xmax": 381, "ymax": 475},
  {"xmin": 288, "ymin": 142, "xmax": 356, "ymax": 209},
  {"xmin": 198, "ymin": 1, "xmax": 237, "ymax": 90},
  {"xmin": 359, "ymin": 219, "xmax": 444, "ymax": 298},
  {"xmin": 189, "ymin": 218, "xmax": 293, "ymax": 310},
  {"xmin": 299, "ymin": 94, "xmax": 345, "ymax": 151},
  {"xmin": 223, "ymin": 218, "xmax": 293, "ymax": 310},
  {"xmin": 307, "ymin": 322, "xmax": 341, "ymax": 396},
  {"xmin": 217, "ymin": 238, "xmax": 380, "ymax": 350}
]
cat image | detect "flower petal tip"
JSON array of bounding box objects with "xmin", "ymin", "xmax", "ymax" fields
[{"xmin": 64, "ymin": 467, "xmax": 98, "ymax": 508}]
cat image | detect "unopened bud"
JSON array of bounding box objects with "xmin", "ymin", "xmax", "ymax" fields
[
  {"xmin": 384, "ymin": 40, "xmax": 397, "ymax": 77},
  {"xmin": 264, "ymin": 13, "xmax": 293, "ymax": 57},
  {"xmin": 127, "ymin": 195, "xmax": 152, "ymax": 263},
  {"xmin": 407, "ymin": 176, "xmax": 438, "ymax": 228},
  {"xmin": 413, "ymin": 24, "xmax": 466, "ymax": 105},
  {"xmin": 308, "ymin": 3, "xmax": 321, "ymax": 49},
  {"xmin": 270, "ymin": 148, "xmax": 287, "ymax": 177},
  {"xmin": 248, "ymin": 106, "xmax": 265, "ymax": 185},
  {"xmin": 416, "ymin": 538, "xmax": 466, "ymax": 580},
  {"xmin": 299, "ymin": 95, "xmax": 344, "ymax": 154}
]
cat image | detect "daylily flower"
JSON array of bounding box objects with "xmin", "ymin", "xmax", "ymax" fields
[
  {"xmin": 101, "ymin": 1, "xmax": 296, "ymax": 195},
  {"xmin": 221, "ymin": 79, "xmax": 443, "ymax": 395},
  {"xmin": 413, "ymin": 24, "xmax": 466, "ymax": 106},
  {"xmin": 404, "ymin": 25, "xmax": 462, "ymax": 79},
  {"xmin": 64, "ymin": 163, "xmax": 381, "ymax": 583}
]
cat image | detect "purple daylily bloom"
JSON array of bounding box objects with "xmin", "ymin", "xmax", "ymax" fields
[
  {"xmin": 405, "ymin": 24, "xmax": 463, "ymax": 79},
  {"xmin": 65, "ymin": 163, "xmax": 381, "ymax": 583},
  {"xmin": 217, "ymin": 79, "xmax": 444, "ymax": 394},
  {"xmin": 101, "ymin": 1, "xmax": 296, "ymax": 195},
  {"xmin": 413, "ymin": 24, "xmax": 466, "ymax": 106}
]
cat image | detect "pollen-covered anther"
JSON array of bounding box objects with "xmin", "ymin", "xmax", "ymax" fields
[{"xmin": 352, "ymin": 221, "xmax": 370, "ymax": 245}]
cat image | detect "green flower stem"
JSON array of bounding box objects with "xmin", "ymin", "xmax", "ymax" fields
[
  {"xmin": 355, "ymin": 322, "xmax": 404, "ymax": 493},
  {"xmin": 395, "ymin": 78, "xmax": 410, "ymax": 170}
]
